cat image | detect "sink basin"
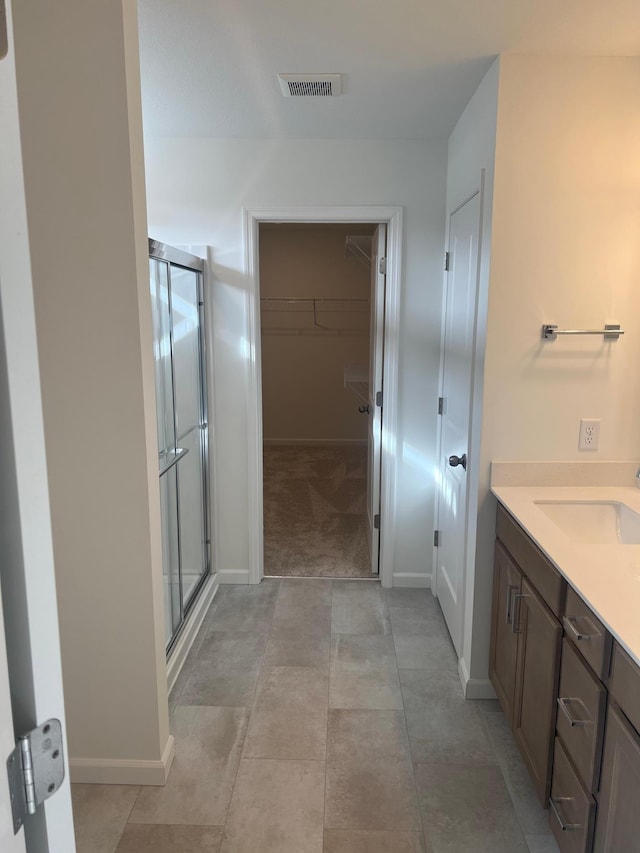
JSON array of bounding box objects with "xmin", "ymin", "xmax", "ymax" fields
[{"xmin": 534, "ymin": 501, "xmax": 640, "ymax": 545}]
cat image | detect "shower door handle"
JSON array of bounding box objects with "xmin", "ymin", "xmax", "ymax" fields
[{"xmin": 158, "ymin": 447, "xmax": 189, "ymax": 477}]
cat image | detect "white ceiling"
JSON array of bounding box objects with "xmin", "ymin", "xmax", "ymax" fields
[{"xmin": 137, "ymin": 0, "xmax": 640, "ymax": 140}]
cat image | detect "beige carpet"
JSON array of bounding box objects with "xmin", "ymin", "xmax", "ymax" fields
[{"xmin": 263, "ymin": 445, "xmax": 373, "ymax": 578}]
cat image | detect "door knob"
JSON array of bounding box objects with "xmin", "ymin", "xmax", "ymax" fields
[
  {"xmin": 448, "ymin": 453, "xmax": 467, "ymax": 470},
  {"xmin": 358, "ymin": 405, "xmax": 370, "ymax": 414}
]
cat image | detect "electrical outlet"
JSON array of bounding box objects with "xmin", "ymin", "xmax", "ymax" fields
[{"xmin": 579, "ymin": 418, "xmax": 600, "ymax": 451}]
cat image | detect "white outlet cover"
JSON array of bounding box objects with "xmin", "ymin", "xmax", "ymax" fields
[{"xmin": 579, "ymin": 418, "xmax": 600, "ymax": 451}]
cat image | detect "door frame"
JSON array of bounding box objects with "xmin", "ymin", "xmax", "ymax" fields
[
  {"xmin": 432, "ymin": 175, "xmax": 487, "ymax": 671},
  {"xmin": 243, "ymin": 206, "xmax": 403, "ymax": 588}
]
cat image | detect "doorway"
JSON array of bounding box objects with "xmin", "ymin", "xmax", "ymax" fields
[
  {"xmin": 244, "ymin": 206, "xmax": 403, "ymax": 588},
  {"xmin": 259, "ymin": 223, "xmax": 381, "ymax": 578}
]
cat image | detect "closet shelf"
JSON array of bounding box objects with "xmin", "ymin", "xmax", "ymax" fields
[
  {"xmin": 344, "ymin": 366, "xmax": 369, "ymax": 405},
  {"xmin": 261, "ymin": 297, "xmax": 369, "ymax": 335}
]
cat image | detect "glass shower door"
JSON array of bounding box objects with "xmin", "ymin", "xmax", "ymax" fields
[{"xmin": 149, "ymin": 244, "xmax": 209, "ymax": 653}]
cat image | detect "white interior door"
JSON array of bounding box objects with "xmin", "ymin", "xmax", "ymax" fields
[
  {"xmin": 0, "ymin": 0, "xmax": 76, "ymax": 849},
  {"xmin": 435, "ymin": 193, "xmax": 481, "ymax": 655},
  {"xmin": 366, "ymin": 224, "xmax": 387, "ymax": 575}
]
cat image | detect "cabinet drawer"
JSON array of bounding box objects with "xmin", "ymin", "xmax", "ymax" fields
[
  {"xmin": 563, "ymin": 586, "xmax": 612, "ymax": 681},
  {"xmin": 550, "ymin": 738, "xmax": 596, "ymax": 853},
  {"xmin": 556, "ymin": 638, "xmax": 606, "ymax": 793},
  {"xmin": 609, "ymin": 643, "xmax": 640, "ymax": 734},
  {"xmin": 496, "ymin": 504, "xmax": 565, "ymax": 616}
]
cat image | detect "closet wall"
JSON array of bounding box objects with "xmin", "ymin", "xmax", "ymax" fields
[{"xmin": 260, "ymin": 223, "xmax": 374, "ymax": 444}]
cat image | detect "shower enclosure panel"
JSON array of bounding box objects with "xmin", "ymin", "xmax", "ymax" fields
[{"xmin": 149, "ymin": 240, "xmax": 210, "ymax": 653}]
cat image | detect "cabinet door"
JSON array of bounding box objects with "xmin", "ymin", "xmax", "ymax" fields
[
  {"xmin": 489, "ymin": 542, "xmax": 522, "ymax": 723},
  {"xmin": 594, "ymin": 704, "xmax": 640, "ymax": 852},
  {"xmin": 513, "ymin": 576, "xmax": 562, "ymax": 805}
]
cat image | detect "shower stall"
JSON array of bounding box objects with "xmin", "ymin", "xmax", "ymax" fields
[{"xmin": 149, "ymin": 240, "xmax": 210, "ymax": 653}]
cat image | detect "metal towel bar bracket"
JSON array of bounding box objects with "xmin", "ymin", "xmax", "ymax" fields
[{"xmin": 542, "ymin": 324, "xmax": 624, "ymax": 341}]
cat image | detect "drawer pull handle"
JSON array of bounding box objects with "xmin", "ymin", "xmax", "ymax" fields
[
  {"xmin": 511, "ymin": 593, "xmax": 530, "ymax": 634},
  {"xmin": 557, "ymin": 696, "xmax": 592, "ymax": 728},
  {"xmin": 505, "ymin": 585, "xmax": 518, "ymax": 625},
  {"xmin": 563, "ymin": 615, "xmax": 599, "ymax": 642},
  {"xmin": 550, "ymin": 796, "xmax": 581, "ymax": 832}
]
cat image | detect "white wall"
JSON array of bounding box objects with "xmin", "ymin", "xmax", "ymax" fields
[
  {"xmin": 442, "ymin": 60, "xmax": 500, "ymax": 695},
  {"xmin": 145, "ymin": 138, "xmax": 447, "ymax": 584},
  {"xmin": 260, "ymin": 224, "xmax": 371, "ymax": 443},
  {"xmin": 469, "ymin": 56, "xmax": 640, "ymax": 685},
  {"xmin": 11, "ymin": 0, "xmax": 172, "ymax": 782}
]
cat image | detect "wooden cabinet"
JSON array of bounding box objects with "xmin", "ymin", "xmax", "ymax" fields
[
  {"xmin": 492, "ymin": 501, "xmax": 640, "ymax": 852},
  {"xmin": 512, "ymin": 576, "xmax": 562, "ymax": 804},
  {"xmin": 593, "ymin": 704, "xmax": 640, "ymax": 852},
  {"xmin": 489, "ymin": 541, "xmax": 521, "ymax": 723},
  {"xmin": 490, "ymin": 506, "xmax": 564, "ymax": 805}
]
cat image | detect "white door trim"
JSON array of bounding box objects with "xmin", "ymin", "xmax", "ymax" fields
[{"xmin": 243, "ymin": 205, "xmax": 403, "ymax": 589}]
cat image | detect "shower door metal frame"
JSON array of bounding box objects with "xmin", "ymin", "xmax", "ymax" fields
[{"xmin": 149, "ymin": 239, "xmax": 210, "ymax": 656}]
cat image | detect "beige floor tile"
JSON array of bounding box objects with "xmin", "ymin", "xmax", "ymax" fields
[
  {"xmin": 271, "ymin": 601, "xmax": 332, "ymax": 633},
  {"xmin": 382, "ymin": 589, "xmax": 439, "ymax": 611},
  {"xmin": 324, "ymin": 829, "xmax": 427, "ymax": 852},
  {"xmin": 243, "ymin": 666, "xmax": 328, "ymax": 759},
  {"xmin": 415, "ymin": 763, "xmax": 529, "ymax": 853},
  {"xmin": 331, "ymin": 584, "xmax": 390, "ymax": 635},
  {"xmin": 400, "ymin": 669, "xmax": 495, "ymax": 765},
  {"xmin": 525, "ymin": 834, "xmax": 560, "ymax": 852},
  {"xmin": 72, "ymin": 784, "xmax": 140, "ymax": 853},
  {"xmin": 484, "ymin": 711, "xmax": 555, "ymax": 835},
  {"xmin": 220, "ymin": 758, "xmax": 325, "ymax": 853},
  {"xmin": 115, "ymin": 824, "xmax": 223, "ymax": 852},
  {"xmin": 129, "ymin": 706, "xmax": 248, "ymax": 826},
  {"xmin": 389, "ymin": 606, "xmax": 445, "ymax": 637},
  {"xmin": 329, "ymin": 668, "xmax": 404, "ymax": 710},
  {"xmin": 277, "ymin": 578, "xmax": 333, "ymax": 608},
  {"xmin": 325, "ymin": 709, "xmax": 420, "ymax": 831},
  {"xmin": 177, "ymin": 631, "xmax": 266, "ymax": 707},
  {"xmin": 331, "ymin": 634, "xmax": 398, "ymax": 670},
  {"xmin": 392, "ymin": 629, "xmax": 457, "ymax": 671},
  {"xmin": 207, "ymin": 583, "xmax": 279, "ymax": 632},
  {"xmin": 263, "ymin": 624, "xmax": 331, "ymax": 668}
]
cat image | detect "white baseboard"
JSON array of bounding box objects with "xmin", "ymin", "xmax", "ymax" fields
[
  {"xmin": 166, "ymin": 574, "xmax": 218, "ymax": 694},
  {"xmin": 218, "ymin": 568, "xmax": 251, "ymax": 584},
  {"xmin": 391, "ymin": 572, "xmax": 431, "ymax": 588},
  {"xmin": 70, "ymin": 734, "xmax": 175, "ymax": 786},
  {"xmin": 458, "ymin": 656, "xmax": 497, "ymax": 700},
  {"xmin": 263, "ymin": 438, "xmax": 367, "ymax": 447}
]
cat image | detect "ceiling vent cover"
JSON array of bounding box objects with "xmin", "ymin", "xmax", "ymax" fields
[{"xmin": 278, "ymin": 73, "xmax": 342, "ymax": 98}]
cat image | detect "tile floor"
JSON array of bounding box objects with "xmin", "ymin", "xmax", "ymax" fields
[{"xmin": 72, "ymin": 579, "xmax": 560, "ymax": 852}]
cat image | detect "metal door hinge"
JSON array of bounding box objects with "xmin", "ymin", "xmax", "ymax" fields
[
  {"xmin": 7, "ymin": 719, "xmax": 65, "ymax": 834},
  {"xmin": 374, "ymin": 514, "xmax": 380, "ymax": 530},
  {"xmin": 437, "ymin": 397, "xmax": 444, "ymax": 415},
  {"xmin": 0, "ymin": 1, "xmax": 7, "ymax": 61},
  {"xmin": 434, "ymin": 530, "xmax": 440, "ymax": 547},
  {"xmin": 376, "ymin": 390, "xmax": 383, "ymax": 408},
  {"xmin": 444, "ymin": 251, "xmax": 450, "ymax": 271},
  {"xmin": 379, "ymin": 257, "xmax": 387, "ymax": 275}
]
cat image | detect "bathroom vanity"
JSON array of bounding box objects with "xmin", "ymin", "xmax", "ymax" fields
[{"xmin": 490, "ymin": 472, "xmax": 640, "ymax": 853}]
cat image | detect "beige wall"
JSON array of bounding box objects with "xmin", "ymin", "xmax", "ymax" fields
[
  {"xmin": 470, "ymin": 56, "xmax": 640, "ymax": 681},
  {"xmin": 260, "ymin": 224, "xmax": 373, "ymax": 443},
  {"xmin": 12, "ymin": 0, "xmax": 171, "ymax": 780}
]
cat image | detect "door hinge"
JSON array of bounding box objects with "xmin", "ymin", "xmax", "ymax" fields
[
  {"xmin": 444, "ymin": 251, "xmax": 450, "ymax": 272},
  {"xmin": 434, "ymin": 530, "xmax": 440, "ymax": 547},
  {"xmin": 379, "ymin": 257, "xmax": 387, "ymax": 275},
  {"xmin": 374, "ymin": 514, "xmax": 380, "ymax": 530},
  {"xmin": 7, "ymin": 719, "xmax": 65, "ymax": 835},
  {"xmin": 437, "ymin": 396, "xmax": 444, "ymax": 415},
  {"xmin": 376, "ymin": 390, "xmax": 383, "ymax": 408}
]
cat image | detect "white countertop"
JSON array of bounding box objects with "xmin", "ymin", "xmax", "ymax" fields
[{"xmin": 491, "ymin": 483, "xmax": 640, "ymax": 668}]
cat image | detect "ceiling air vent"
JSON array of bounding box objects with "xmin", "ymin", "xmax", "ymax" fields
[{"xmin": 278, "ymin": 74, "xmax": 342, "ymax": 98}]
